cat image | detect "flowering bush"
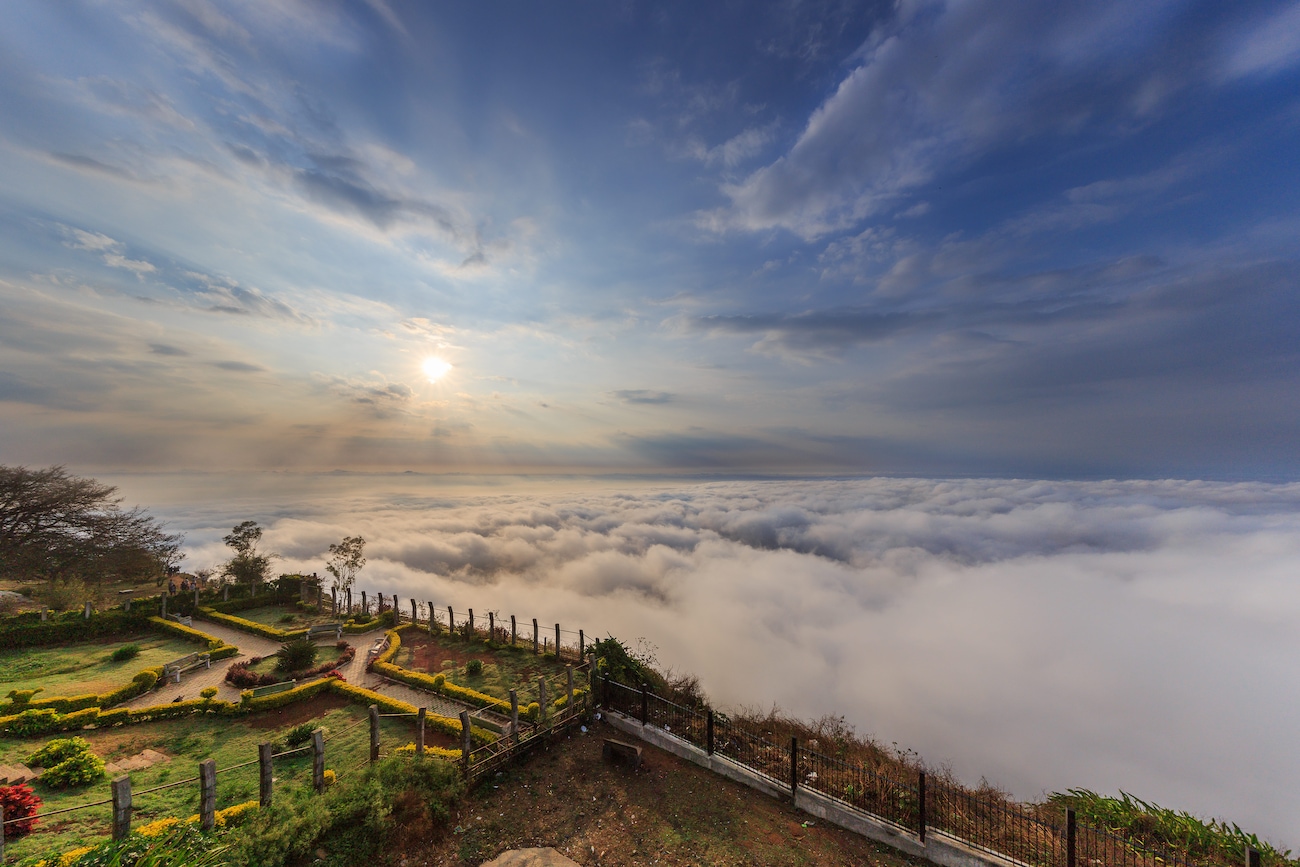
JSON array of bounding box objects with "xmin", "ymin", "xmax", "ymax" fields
[{"xmin": 0, "ymin": 782, "xmax": 41, "ymax": 835}]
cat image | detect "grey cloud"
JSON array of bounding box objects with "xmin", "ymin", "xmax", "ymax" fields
[
  {"xmin": 149, "ymin": 343, "xmax": 190, "ymax": 356},
  {"xmin": 612, "ymin": 389, "xmax": 675, "ymax": 405},
  {"xmin": 211, "ymin": 360, "xmax": 265, "ymax": 373},
  {"xmin": 697, "ymin": 308, "xmax": 939, "ymax": 357}
]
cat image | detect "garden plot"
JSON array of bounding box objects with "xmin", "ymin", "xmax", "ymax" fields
[
  {"xmin": 395, "ymin": 631, "xmax": 574, "ymax": 707},
  {"xmin": 219, "ymin": 604, "xmax": 339, "ymax": 630},
  {"xmin": 0, "ymin": 635, "xmax": 199, "ymax": 699},
  {"xmin": 0, "ymin": 694, "xmax": 444, "ymax": 862}
]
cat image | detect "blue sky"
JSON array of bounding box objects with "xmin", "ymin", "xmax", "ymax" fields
[{"xmin": 1, "ymin": 0, "xmax": 1298, "ymax": 478}]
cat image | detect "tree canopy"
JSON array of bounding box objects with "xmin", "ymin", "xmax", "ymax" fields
[
  {"xmin": 0, "ymin": 465, "xmax": 182, "ymax": 584},
  {"xmin": 221, "ymin": 520, "xmax": 274, "ymax": 587},
  {"xmin": 324, "ymin": 535, "xmax": 365, "ymax": 596}
]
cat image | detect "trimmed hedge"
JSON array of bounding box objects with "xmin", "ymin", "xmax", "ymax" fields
[
  {"xmin": 368, "ymin": 626, "xmax": 515, "ymax": 716},
  {"xmin": 205, "ymin": 590, "xmax": 298, "ymax": 615},
  {"xmin": 2, "ymin": 665, "xmax": 165, "ymax": 718},
  {"xmin": 147, "ymin": 616, "xmax": 240, "ymax": 659},
  {"xmin": 394, "ymin": 742, "xmax": 463, "ymax": 761},
  {"xmin": 0, "ymin": 610, "xmax": 154, "ymax": 650},
  {"xmin": 195, "ymin": 607, "xmax": 308, "ymax": 641}
]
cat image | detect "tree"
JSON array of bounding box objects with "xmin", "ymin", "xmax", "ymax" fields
[
  {"xmin": 221, "ymin": 520, "xmax": 274, "ymax": 588},
  {"xmin": 0, "ymin": 465, "xmax": 182, "ymax": 586},
  {"xmin": 324, "ymin": 535, "xmax": 365, "ymax": 599}
]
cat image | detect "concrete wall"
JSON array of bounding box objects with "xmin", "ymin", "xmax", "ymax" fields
[{"xmin": 602, "ymin": 710, "xmax": 1025, "ymax": 867}]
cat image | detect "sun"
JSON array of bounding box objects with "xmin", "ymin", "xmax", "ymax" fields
[{"xmin": 421, "ymin": 356, "xmax": 453, "ymax": 383}]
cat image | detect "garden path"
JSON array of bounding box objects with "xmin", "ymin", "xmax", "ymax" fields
[{"xmin": 116, "ymin": 618, "xmax": 478, "ymax": 721}]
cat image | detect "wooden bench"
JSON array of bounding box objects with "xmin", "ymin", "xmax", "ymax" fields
[
  {"xmin": 162, "ymin": 652, "xmax": 210, "ymax": 683},
  {"xmin": 166, "ymin": 612, "xmax": 193, "ymax": 627},
  {"xmin": 602, "ymin": 737, "xmax": 642, "ymax": 769},
  {"xmin": 307, "ymin": 623, "xmax": 343, "ymax": 641},
  {"xmin": 249, "ymin": 680, "xmax": 296, "ymax": 698}
]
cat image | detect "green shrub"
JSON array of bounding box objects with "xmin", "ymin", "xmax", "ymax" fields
[
  {"xmin": 465, "ymin": 659, "xmax": 483, "ymax": 676},
  {"xmin": 5, "ymin": 708, "xmax": 58, "ymax": 737},
  {"xmin": 29, "ymin": 736, "xmax": 93, "ymax": 767},
  {"xmin": 278, "ymin": 614, "xmax": 296, "ymax": 624},
  {"xmin": 39, "ymin": 745, "xmax": 105, "ymax": 788},
  {"xmin": 275, "ymin": 638, "xmax": 318, "ymax": 672},
  {"xmin": 200, "ymin": 686, "xmax": 218, "ymax": 699},
  {"xmin": 6, "ymin": 688, "xmax": 43, "ymax": 705},
  {"xmin": 112, "ymin": 643, "xmax": 142, "ymax": 662},
  {"xmin": 284, "ymin": 723, "xmax": 316, "ymax": 748},
  {"xmin": 432, "ymin": 673, "xmax": 445, "ymax": 689}
]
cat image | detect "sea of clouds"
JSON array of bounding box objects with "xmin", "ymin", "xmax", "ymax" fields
[{"xmin": 113, "ymin": 473, "xmax": 1300, "ymax": 845}]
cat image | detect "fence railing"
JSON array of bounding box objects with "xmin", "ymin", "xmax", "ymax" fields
[{"xmin": 598, "ymin": 676, "xmax": 1214, "ymax": 867}]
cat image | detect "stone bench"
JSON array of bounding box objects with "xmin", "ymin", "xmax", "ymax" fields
[
  {"xmin": 365, "ymin": 635, "xmax": 390, "ymax": 664},
  {"xmin": 307, "ymin": 623, "xmax": 343, "ymax": 641},
  {"xmin": 162, "ymin": 652, "xmax": 210, "ymax": 683},
  {"xmin": 249, "ymin": 680, "xmax": 296, "ymax": 698},
  {"xmin": 166, "ymin": 612, "xmax": 193, "ymax": 627},
  {"xmin": 602, "ymin": 737, "xmax": 642, "ymax": 769}
]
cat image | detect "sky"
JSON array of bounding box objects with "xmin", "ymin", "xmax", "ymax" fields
[{"xmin": 1, "ymin": 0, "xmax": 1298, "ymax": 478}]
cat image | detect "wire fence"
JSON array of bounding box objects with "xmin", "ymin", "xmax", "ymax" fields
[{"xmin": 597, "ymin": 675, "xmax": 1208, "ymax": 867}]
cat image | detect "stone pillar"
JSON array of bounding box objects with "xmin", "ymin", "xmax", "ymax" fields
[{"xmin": 111, "ymin": 775, "xmax": 132, "ymax": 840}]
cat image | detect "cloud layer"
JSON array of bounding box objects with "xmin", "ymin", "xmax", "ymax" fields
[{"xmin": 125, "ymin": 472, "xmax": 1300, "ymax": 847}]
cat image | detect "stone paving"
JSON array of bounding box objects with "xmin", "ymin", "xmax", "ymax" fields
[{"xmin": 116, "ymin": 617, "xmax": 477, "ymax": 720}]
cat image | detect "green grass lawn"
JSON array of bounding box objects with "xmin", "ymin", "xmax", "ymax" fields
[
  {"xmin": 0, "ymin": 698, "xmax": 434, "ymax": 862},
  {"xmin": 0, "ymin": 635, "xmax": 201, "ymax": 699},
  {"xmin": 220, "ymin": 604, "xmax": 339, "ymax": 629}
]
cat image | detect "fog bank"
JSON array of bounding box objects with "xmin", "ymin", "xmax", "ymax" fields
[{"xmin": 113, "ymin": 473, "xmax": 1300, "ymax": 846}]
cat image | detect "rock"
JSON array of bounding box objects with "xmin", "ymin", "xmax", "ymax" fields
[{"xmin": 479, "ymin": 848, "xmax": 580, "ymax": 867}]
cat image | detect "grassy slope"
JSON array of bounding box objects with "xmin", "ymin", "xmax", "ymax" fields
[
  {"xmin": 0, "ymin": 696, "xmax": 428, "ymax": 862},
  {"xmin": 0, "ymin": 636, "xmax": 198, "ymax": 697}
]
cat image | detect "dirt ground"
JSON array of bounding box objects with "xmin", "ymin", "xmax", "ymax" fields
[{"xmin": 391, "ymin": 717, "xmax": 927, "ymax": 867}]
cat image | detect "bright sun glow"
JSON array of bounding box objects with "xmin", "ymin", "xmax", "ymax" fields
[{"xmin": 421, "ymin": 356, "xmax": 453, "ymax": 382}]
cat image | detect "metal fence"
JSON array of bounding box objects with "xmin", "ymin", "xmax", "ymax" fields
[{"xmin": 597, "ymin": 676, "xmax": 1211, "ymax": 867}]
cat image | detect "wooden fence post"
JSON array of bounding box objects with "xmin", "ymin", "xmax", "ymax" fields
[
  {"xmin": 459, "ymin": 711, "xmax": 471, "ymax": 771},
  {"xmin": 1248, "ymin": 849, "xmax": 1261, "ymax": 867},
  {"xmin": 707, "ymin": 710, "xmax": 714, "ymax": 755},
  {"xmin": 511, "ymin": 614, "xmax": 517, "ymax": 646},
  {"xmin": 468, "ymin": 608, "xmax": 474, "ymax": 637},
  {"xmin": 489, "ymin": 612, "xmax": 495, "ymax": 642},
  {"xmin": 411, "ymin": 598, "xmax": 417, "ymax": 624},
  {"xmin": 448, "ymin": 606, "xmax": 454, "ymax": 631},
  {"xmin": 555, "ymin": 624, "xmax": 561, "ymax": 659},
  {"xmin": 918, "ymin": 771, "xmax": 927, "ymax": 843},
  {"xmin": 510, "ymin": 689, "xmax": 519, "ymax": 741},
  {"xmin": 332, "ymin": 589, "xmax": 337, "ymax": 618},
  {"xmin": 369, "ymin": 705, "xmax": 380, "ymax": 763},
  {"xmin": 111, "ymin": 775, "xmax": 132, "ymax": 840},
  {"xmin": 361, "ymin": 591, "xmax": 367, "ymax": 616},
  {"xmin": 538, "ymin": 676, "xmax": 547, "ymax": 721},
  {"xmin": 199, "ymin": 759, "xmax": 216, "ymax": 831},
  {"xmin": 160, "ymin": 594, "xmax": 167, "ymax": 617},
  {"xmin": 579, "ymin": 629, "xmax": 584, "ymax": 657},
  {"xmin": 346, "ymin": 588, "xmax": 352, "ymax": 614},
  {"xmin": 1067, "ymin": 808, "xmax": 1077, "ymax": 867},
  {"xmin": 566, "ymin": 665, "xmax": 574, "ymax": 708},
  {"xmin": 532, "ymin": 618, "xmax": 539, "ymax": 654},
  {"xmin": 790, "ymin": 737, "xmax": 798, "ymax": 797},
  {"xmin": 259, "ymin": 742, "xmax": 273, "ymax": 807},
  {"xmin": 312, "ymin": 730, "xmax": 325, "ymax": 792},
  {"xmin": 417, "ymin": 707, "xmax": 427, "ymax": 757},
  {"xmin": 428, "ymin": 600, "xmax": 436, "ymax": 633}
]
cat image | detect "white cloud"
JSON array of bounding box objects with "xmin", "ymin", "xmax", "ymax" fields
[
  {"xmin": 144, "ymin": 473, "xmax": 1300, "ymax": 847},
  {"xmin": 1221, "ymin": 3, "xmax": 1300, "ymax": 80}
]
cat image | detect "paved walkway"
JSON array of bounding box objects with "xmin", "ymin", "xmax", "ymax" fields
[{"xmin": 118, "ymin": 618, "xmax": 479, "ymax": 720}]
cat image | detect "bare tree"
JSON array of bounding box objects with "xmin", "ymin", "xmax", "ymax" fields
[
  {"xmin": 324, "ymin": 535, "xmax": 365, "ymax": 600},
  {"xmin": 0, "ymin": 465, "xmax": 182, "ymax": 586}
]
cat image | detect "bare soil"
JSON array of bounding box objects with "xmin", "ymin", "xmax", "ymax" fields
[{"xmin": 390, "ymin": 718, "xmax": 927, "ymax": 867}]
